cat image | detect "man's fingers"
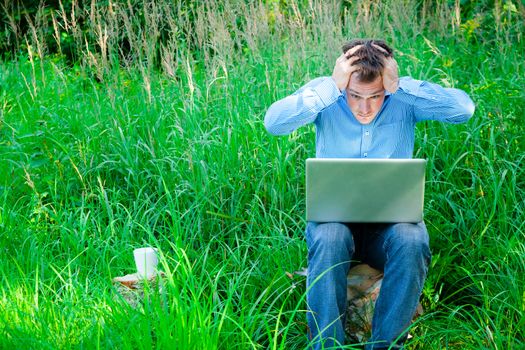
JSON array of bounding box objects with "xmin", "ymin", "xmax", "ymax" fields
[
  {"xmin": 336, "ymin": 53, "xmax": 348, "ymax": 63},
  {"xmin": 372, "ymin": 44, "xmax": 387, "ymax": 53},
  {"xmin": 332, "ymin": 52, "xmax": 361, "ymax": 91},
  {"xmin": 339, "ymin": 55, "xmax": 360, "ymax": 73},
  {"xmin": 336, "ymin": 54, "xmax": 359, "ymax": 69},
  {"xmin": 372, "ymin": 43, "xmax": 395, "ymax": 58},
  {"xmin": 348, "ymin": 55, "xmax": 359, "ymax": 63},
  {"xmin": 346, "ymin": 55, "xmax": 360, "ymax": 70},
  {"xmin": 344, "ymin": 44, "xmax": 363, "ymax": 58}
]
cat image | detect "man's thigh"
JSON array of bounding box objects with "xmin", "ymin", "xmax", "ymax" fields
[
  {"xmin": 358, "ymin": 222, "xmax": 429, "ymax": 270},
  {"xmin": 305, "ymin": 221, "xmax": 354, "ymax": 249}
]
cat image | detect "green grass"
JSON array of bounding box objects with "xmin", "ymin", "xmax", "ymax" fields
[{"xmin": 0, "ymin": 0, "xmax": 524, "ymax": 348}]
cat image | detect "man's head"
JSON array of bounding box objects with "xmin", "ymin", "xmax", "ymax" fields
[
  {"xmin": 342, "ymin": 39, "xmax": 394, "ymax": 124},
  {"xmin": 342, "ymin": 39, "xmax": 393, "ymax": 83}
]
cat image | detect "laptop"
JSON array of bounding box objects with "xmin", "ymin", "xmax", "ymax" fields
[{"xmin": 305, "ymin": 158, "xmax": 426, "ymax": 223}]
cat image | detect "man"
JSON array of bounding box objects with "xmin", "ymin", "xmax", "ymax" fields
[{"xmin": 264, "ymin": 39, "xmax": 475, "ymax": 349}]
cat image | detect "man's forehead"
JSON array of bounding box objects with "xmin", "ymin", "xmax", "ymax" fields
[
  {"xmin": 347, "ymin": 87, "xmax": 385, "ymax": 97},
  {"xmin": 348, "ymin": 75, "xmax": 384, "ymax": 96}
]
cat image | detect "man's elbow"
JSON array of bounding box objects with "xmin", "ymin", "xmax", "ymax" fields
[
  {"xmin": 264, "ymin": 111, "xmax": 288, "ymax": 136},
  {"xmin": 264, "ymin": 113, "xmax": 276, "ymax": 135},
  {"xmin": 458, "ymin": 98, "xmax": 476, "ymax": 123},
  {"xmin": 462, "ymin": 98, "xmax": 476, "ymax": 120},
  {"xmin": 265, "ymin": 123, "xmax": 290, "ymax": 136},
  {"xmin": 448, "ymin": 98, "xmax": 475, "ymax": 124}
]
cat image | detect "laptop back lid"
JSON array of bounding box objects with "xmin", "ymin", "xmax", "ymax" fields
[{"xmin": 306, "ymin": 158, "xmax": 426, "ymax": 223}]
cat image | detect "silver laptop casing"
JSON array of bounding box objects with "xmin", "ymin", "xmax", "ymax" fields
[{"xmin": 306, "ymin": 158, "xmax": 426, "ymax": 223}]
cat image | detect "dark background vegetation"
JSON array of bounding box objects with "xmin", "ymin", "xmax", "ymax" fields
[{"xmin": 3, "ymin": 0, "xmax": 523, "ymax": 63}]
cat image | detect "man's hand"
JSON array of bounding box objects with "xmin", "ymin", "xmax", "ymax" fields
[
  {"xmin": 331, "ymin": 45, "xmax": 362, "ymax": 91},
  {"xmin": 373, "ymin": 44, "xmax": 399, "ymax": 94}
]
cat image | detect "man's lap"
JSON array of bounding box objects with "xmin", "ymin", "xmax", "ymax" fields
[{"xmin": 306, "ymin": 221, "xmax": 429, "ymax": 270}]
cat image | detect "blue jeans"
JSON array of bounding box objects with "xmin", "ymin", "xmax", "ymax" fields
[{"xmin": 305, "ymin": 222, "xmax": 431, "ymax": 350}]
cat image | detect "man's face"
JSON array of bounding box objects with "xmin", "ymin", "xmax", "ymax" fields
[{"xmin": 346, "ymin": 75, "xmax": 385, "ymax": 125}]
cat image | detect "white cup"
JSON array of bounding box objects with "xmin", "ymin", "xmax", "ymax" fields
[{"xmin": 133, "ymin": 247, "xmax": 158, "ymax": 278}]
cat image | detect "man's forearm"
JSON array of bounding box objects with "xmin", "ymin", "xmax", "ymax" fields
[
  {"xmin": 264, "ymin": 77, "xmax": 341, "ymax": 135},
  {"xmin": 394, "ymin": 77, "xmax": 475, "ymax": 124}
]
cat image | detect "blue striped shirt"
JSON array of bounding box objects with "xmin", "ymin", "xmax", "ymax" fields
[{"xmin": 264, "ymin": 77, "xmax": 475, "ymax": 158}]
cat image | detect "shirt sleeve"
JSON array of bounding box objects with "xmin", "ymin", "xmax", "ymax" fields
[
  {"xmin": 394, "ymin": 77, "xmax": 475, "ymax": 124},
  {"xmin": 264, "ymin": 77, "xmax": 341, "ymax": 135}
]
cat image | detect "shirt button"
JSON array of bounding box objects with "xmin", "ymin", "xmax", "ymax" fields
[
  {"xmin": 365, "ymin": 131, "xmax": 370, "ymax": 136},
  {"xmin": 364, "ymin": 153, "xmax": 368, "ymax": 157}
]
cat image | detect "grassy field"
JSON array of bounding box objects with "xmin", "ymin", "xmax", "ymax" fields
[{"xmin": 0, "ymin": 0, "xmax": 524, "ymax": 348}]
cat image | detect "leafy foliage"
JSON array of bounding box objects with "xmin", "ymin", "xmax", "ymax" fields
[{"xmin": 0, "ymin": 0, "xmax": 524, "ymax": 349}]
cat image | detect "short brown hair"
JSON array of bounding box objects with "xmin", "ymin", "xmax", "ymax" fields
[{"xmin": 342, "ymin": 39, "xmax": 394, "ymax": 83}]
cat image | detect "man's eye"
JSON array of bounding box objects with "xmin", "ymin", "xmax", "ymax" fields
[
  {"xmin": 371, "ymin": 95, "xmax": 380, "ymax": 99},
  {"xmin": 350, "ymin": 94, "xmax": 361, "ymax": 99}
]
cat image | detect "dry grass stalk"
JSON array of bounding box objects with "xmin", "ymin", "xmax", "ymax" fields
[
  {"xmin": 2, "ymin": 0, "xmax": 20, "ymax": 50},
  {"xmin": 239, "ymin": 1, "xmax": 271, "ymax": 62},
  {"xmin": 141, "ymin": 65, "xmax": 152, "ymax": 103},
  {"xmin": 142, "ymin": 0, "xmax": 161, "ymax": 71},
  {"xmin": 50, "ymin": 12, "xmax": 62, "ymax": 55},
  {"xmin": 25, "ymin": 3, "xmax": 47, "ymax": 88},
  {"xmin": 160, "ymin": 44, "xmax": 177, "ymax": 79},
  {"xmin": 70, "ymin": 0, "xmax": 83, "ymax": 52},
  {"xmin": 195, "ymin": 1, "xmax": 235, "ymax": 79},
  {"xmin": 183, "ymin": 54, "xmax": 195, "ymax": 110},
  {"xmin": 23, "ymin": 38, "xmax": 37, "ymax": 99}
]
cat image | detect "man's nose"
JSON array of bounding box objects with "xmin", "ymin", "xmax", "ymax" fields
[{"xmin": 359, "ymin": 99, "xmax": 371, "ymax": 113}]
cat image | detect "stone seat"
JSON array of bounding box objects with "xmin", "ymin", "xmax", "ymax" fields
[{"xmin": 345, "ymin": 264, "xmax": 423, "ymax": 342}]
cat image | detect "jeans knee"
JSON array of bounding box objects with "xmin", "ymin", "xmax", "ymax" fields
[
  {"xmin": 307, "ymin": 222, "xmax": 355, "ymax": 255},
  {"xmin": 386, "ymin": 223, "xmax": 430, "ymax": 261}
]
